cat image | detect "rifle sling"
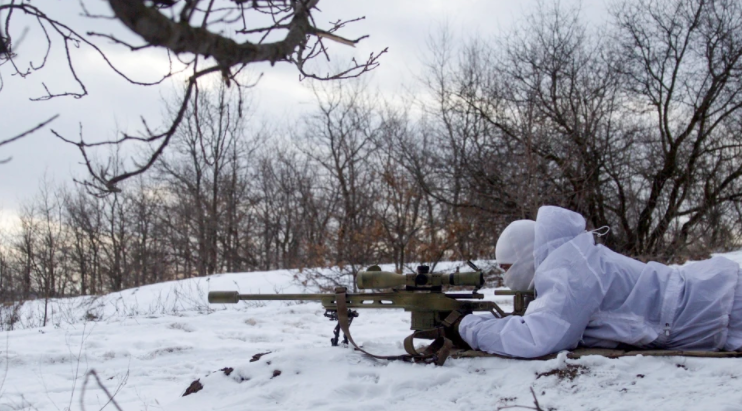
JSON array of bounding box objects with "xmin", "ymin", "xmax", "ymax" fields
[{"xmin": 335, "ymin": 287, "xmax": 454, "ymax": 366}]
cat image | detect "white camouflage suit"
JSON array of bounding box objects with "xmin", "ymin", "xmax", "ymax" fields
[{"xmin": 459, "ymin": 206, "xmax": 742, "ymax": 358}]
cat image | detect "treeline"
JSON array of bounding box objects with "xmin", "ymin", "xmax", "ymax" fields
[{"xmin": 1, "ymin": 0, "xmax": 742, "ymax": 305}]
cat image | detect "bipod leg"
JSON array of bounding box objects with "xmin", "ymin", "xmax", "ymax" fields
[
  {"xmin": 325, "ymin": 309, "xmax": 358, "ymax": 347},
  {"xmin": 331, "ymin": 323, "xmax": 341, "ymax": 347}
]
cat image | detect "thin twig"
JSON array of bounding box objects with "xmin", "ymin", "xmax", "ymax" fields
[
  {"xmin": 497, "ymin": 388, "xmax": 544, "ymax": 411},
  {"xmin": 80, "ymin": 370, "xmax": 125, "ymax": 411},
  {"xmin": 0, "ymin": 115, "xmax": 59, "ymax": 147}
]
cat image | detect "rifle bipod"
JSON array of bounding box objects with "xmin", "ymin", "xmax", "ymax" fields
[
  {"xmin": 324, "ymin": 309, "xmax": 359, "ymax": 346},
  {"xmin": 328, "ymin": 286, "xmax": 457, "ymax": 366}
]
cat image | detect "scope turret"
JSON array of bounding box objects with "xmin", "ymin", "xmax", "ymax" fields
[{"xmin": 356, "ymin": 268, "xmax": 483, "ymax": 290}]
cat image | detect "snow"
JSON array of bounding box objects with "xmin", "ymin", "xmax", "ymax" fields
[{"xmin": 2, "ymin": 261, "xmax": 742, "ymax": 411}]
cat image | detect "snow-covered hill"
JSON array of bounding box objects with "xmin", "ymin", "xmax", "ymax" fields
[{"xmin": 2, "ymin": 260, "xmax": 742, "ymax": 411}]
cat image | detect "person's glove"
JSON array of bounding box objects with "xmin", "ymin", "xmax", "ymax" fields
[{"xmin": 442, "ymin": 309, "xmax": 472, "ymax": 350}]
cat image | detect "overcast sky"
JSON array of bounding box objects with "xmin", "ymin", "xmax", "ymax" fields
[{"xmin": 0, "ymin": 0, "xmax": 610, "ymax": 229}]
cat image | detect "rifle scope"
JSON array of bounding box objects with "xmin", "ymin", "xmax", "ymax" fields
[{"xmin": 356, "ymin": 266, "xmax": 483, "ymax": 290}]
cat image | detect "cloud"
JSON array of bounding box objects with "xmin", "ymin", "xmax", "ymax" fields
[{"xmin": 0, "ymin": 0, "xmax": 608, "ymax": 223}]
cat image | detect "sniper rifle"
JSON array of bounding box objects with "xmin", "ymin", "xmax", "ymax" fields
[{"xmin": 208, "ymin": 261, "xmax": 534, "ymax": 365}]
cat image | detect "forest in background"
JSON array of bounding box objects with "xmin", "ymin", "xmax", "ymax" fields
[{"xmin": 1, "ymin": 1, "xmax": 742, "ymax": 313}]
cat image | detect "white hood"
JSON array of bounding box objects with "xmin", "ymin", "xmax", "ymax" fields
[{"xmin": 534, "ymin": 206, "xmax": 586, "ymax": 268}]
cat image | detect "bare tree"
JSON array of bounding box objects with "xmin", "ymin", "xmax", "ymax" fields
[
  {"xmin": 1, "ymin": 1, "xmax": 385, "ymax": 191},
  {"xmin": 430, "ymin": 0, "xmax": 742, "ymax": 261},
  {"xmin": 219, "ymin": 133, "xmax": 261, "ymax": 273},
  {"xmin": 289, "ymin": 153, "xmax": 335, "ymax": 269},
  {"xmin": 454, "ymin": 3, "xmax": 632, "ymax": 248},
  {"xmin": 64, "ymin": 187, "xmax": 104, "ymax": 295},
  {"xmin": 612, "ymin": 0, "xmax": 742, "ymax": 258},
  {"xmin": 409, "ymin": 30, "xmax": 527, "ymax": 262},
  {"xmin": 373, "ymin": 107, "xmax": 425, "ymax": 272},
  {"xmin": 257, "ymin": 142, "xmax": 337, "ymax": 271},
  {"xmin": 28, "ymin": 180, "xmax": 72, "ymax": 325},
  {"xmin": 156, "ymin": 82, "xmax": 255, "ymax": 276},
  {"xmin": 100, "ymin": 188, "xmax": 130, "ymax": 291},
  {"xmin": 300, "ymin": 80, "xmax": 381, "ymax": 287},
  {"xmin": 14, "ymin": 205, "xmax": 38, "ymax": 300},
  {"xmin": 0, "ymin": 235, "xmax": 15, "ymax": 302},
  {"xmin": 125, "ymin": 177, "xmax": 168, "ymax": 287},
  {"xmin": 255, "ymin": 152, "xmax": 304, "ymax": 270}
]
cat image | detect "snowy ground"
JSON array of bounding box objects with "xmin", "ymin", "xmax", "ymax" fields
[{"xmin": 2, "ymin": 260, "xmax": 742, "ymax": 411}]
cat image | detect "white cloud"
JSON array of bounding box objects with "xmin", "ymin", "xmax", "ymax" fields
[{"xmin": 0, "ymin": 0, "xmax": 609, "ymax": 228}]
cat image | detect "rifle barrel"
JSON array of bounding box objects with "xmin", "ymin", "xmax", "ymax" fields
[{"xmin": 208, "ymin": 291, "xmax": 331, "ymax": 304}]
